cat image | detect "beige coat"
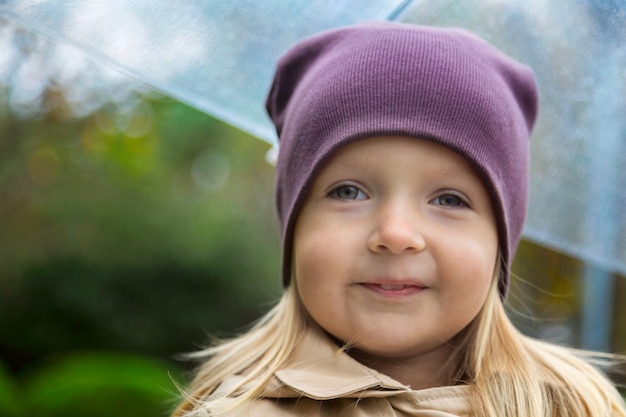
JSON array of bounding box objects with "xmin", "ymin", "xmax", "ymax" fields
[{"xmin": 211, "ymin": 328, "xmax": 471, "ymax": 416}]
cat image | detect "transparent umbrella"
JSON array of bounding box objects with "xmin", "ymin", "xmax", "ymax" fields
[{"xmin": 1, "ymin": 0, "xmax": 625, "ymax": 349}]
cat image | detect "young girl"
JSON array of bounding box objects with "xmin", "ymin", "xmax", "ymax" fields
[{"xmin": 173, "ymin": 22, "xmax": 626, "ymax": 417}]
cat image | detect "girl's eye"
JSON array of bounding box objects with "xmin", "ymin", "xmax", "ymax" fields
[
  {"xmin": 329, "ymin": 185, "xmax": 367, "ymax": 200},
  {"xmin": 431, "ymin": 193, "xmax": 469, "ymax": 208}
]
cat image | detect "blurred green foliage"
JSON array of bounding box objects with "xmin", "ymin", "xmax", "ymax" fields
[
  {"xmin": 0, "ymin": 92, "xmax": 282, "ymax": 365},
  {"xmin": 0, "ymin": 361, "xmax": 20, "ymax": 417},
  {"xmin": 0, "ymin": 352, "xmax": 178, "ymax": 417},
  {"xmin": 0, "ymin": 27, "xmax": 282, "ymax": 412}
]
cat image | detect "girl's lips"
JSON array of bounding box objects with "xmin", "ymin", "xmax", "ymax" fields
[{"xmin": 360, "ymin": 282, "xmax": 426, "ymax": 297}]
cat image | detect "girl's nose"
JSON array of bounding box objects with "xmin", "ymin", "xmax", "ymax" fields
[{"xmin": 367, "ymin": 203, "xmax": 426, "ymax": 254}]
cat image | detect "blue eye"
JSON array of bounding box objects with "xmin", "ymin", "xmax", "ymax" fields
[
  {"xmin": 330, "ymin": 185, "xmax": 367, "ymax": 200},
  {"xmin": 431, "ymin": 193, "xmax": 469, "ymax": 208}
]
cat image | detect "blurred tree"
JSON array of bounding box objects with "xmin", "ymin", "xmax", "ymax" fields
[
  {"xmin": 0, "ymin": 360, "xmax": 21, "ymax": 417},
  {"xmin": 0, "ymin": 19, "xmax": 281, "ymax": 377},
  {"xmin": 21, "ymin": 352, "xmax": 178, "ymax": 417},
  {"xmin": 0, "ymin": 96, "xmax": 282, "ymax": 372}
]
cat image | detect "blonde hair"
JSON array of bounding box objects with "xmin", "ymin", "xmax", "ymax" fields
[
  {"xmin": 173, "ymin": 266, "xmax": 626, "ymax": 417},
  {"xmin": 171, "ymin": 284, "xmax": 307, "ymax": 416},
  {"xmin": 457, "ymin": 270, "xmax": 626, "ymax": 417}
]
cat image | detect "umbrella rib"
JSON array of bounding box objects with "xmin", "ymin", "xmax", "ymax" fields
[{"xmin": 386, "ymin": 0, "xmax": 417, "ymax": 21}]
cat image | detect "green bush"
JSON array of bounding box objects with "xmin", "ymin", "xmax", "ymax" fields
[
  {"xmin": 0, "ymin": 97, "xmax": 281, "ymax": 372},
  {"xmin": 22, "ymin": 352, "xmax": 179, "ymax": 417},
  {"xmin": 0, "ymin": 361, "xmax": 21, "ymax": 417}
]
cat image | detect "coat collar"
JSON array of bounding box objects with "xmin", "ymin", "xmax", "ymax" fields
[
  {"xmin": 268, "ymin": 327, "xmax": 408, "ymax": 400},
  {"xmin": 213, "ymin": 327, "xmax": 472, "ymax": 415},
  {"xmin": 265, "ymin": 327, "xmax": 471, "ymax": 405}
]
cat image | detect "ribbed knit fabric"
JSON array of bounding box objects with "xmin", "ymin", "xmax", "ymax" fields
[{"xmin": 266, "ymin": 22, "xmax": 539, "ymax": 298}]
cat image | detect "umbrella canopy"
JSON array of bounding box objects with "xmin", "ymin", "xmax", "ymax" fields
[{"xmin": 0, "ymin": 0, "xmax": 625, "ymax": 277}]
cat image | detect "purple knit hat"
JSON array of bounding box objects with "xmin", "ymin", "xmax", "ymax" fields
[{"xmin": 266, "ymin": 22, "xmax": 539, "ymax": 298}]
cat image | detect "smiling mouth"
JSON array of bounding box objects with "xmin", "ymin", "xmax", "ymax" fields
[
  {"xmin": 360, "ymin": 283, "xmax": 426, "ymax": 297},
  {"xmin": 379, "ymin": 284, "xmax": 412, "ymax": 290}
]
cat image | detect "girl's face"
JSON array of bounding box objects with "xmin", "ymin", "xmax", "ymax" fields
[{"xmin": 293, "ymin": 136, "xmax": 498, "ymax": 384}]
